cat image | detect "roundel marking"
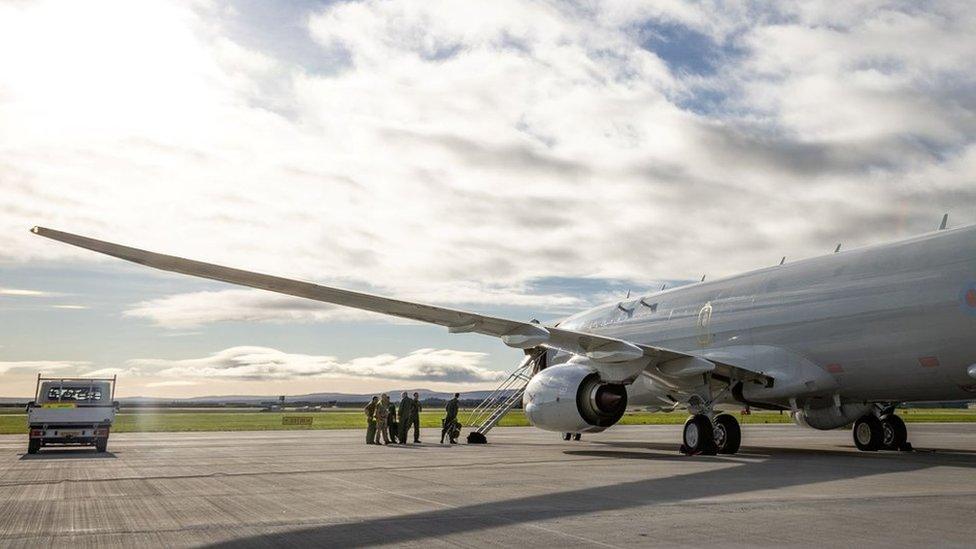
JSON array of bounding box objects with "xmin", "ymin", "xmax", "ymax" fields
[{"xmin": 961, "ymin": 282, "xmax": 976, "ymax": 316}]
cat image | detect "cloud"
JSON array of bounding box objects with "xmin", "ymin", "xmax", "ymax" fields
[
  {"xmin": 124, "ymin": 289, "xmax": 385, "ymax": 328},
  {"xmin": 0, "ymin": 360, "xmax": 90, "ymax": 375},
  {"xmin": 126, "ymin": 346, "xmax": 507, "ymax": 383},
  {"xmin": 52, "ymin": 304, "xmax": 88, "ymax": 310},
  {"xmin": 123, "ymin": 285, "xmax": 589, "ymax": 328},
  {"xmin": 0, "ymin": 288, "xmax": 51, "ymax": 297},
  {"xmin": 0, "ymin": 0, "xmax": 973, "ymax": 304},
  {"xmin": 145, "ymin": 380, "xmax": 199, "ymax": 388}
]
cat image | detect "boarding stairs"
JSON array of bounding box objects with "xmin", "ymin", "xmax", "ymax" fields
[{"xmin": 465, "ymin": 354, "xmax": 535, "ymax": 444}]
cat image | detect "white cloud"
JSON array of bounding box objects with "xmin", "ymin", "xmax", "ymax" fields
[
  {"xmin": 0, "ymin": 0, "xmax": 973, "ymax": 309},
  {"xmin": 0, "ymin": 360, "xmax": 90, "ymax": 375},
  {"xmin": 52, "ymin": 304, "xmax": 88, "ymax": 310},
  {"xmin": 124, "ymin": 289, "xmax": 385, "ymax": 328},
  {"xmin": 145, "ymin": 380, "xmax": 200, "ymax": 388},
  {"xmin": 123, "ymin": 286, "xmax": 587, "ymax": 328},
  {"xmin": 0, "ymin": 288, "xmax": 51, "ymax": 297},
  {"xmin": 126, "ymin": 346, "xmax": 507, "ymax": 383}
]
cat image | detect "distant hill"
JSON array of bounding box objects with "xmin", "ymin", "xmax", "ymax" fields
[{"xmin": 0, "ymin": 389, "xmax": 507, "ymax": 406}]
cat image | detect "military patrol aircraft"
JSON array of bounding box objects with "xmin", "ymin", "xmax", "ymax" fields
[{"xmin": 31, "ymin": 223, "xmax": 976, "ymax": 455}]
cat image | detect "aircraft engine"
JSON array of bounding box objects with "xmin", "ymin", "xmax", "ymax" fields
[
  {"xmin": 523, "ymin": 363, "xmax": 628, "ymax": 433},
  {"xmin": 793, "ymin": 401, "xmax": 873, "ymax": 430}
]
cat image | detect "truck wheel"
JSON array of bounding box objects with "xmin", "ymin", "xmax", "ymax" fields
[
  {"xmin": 27, "ymin": 439, "xmax": 40, "ymax": 455},
  {"xmin": 95, "ymin": 437, "xmax": 108, "ymax": 453}
]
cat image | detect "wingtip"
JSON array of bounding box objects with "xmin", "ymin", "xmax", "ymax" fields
[{"xmin": 30, "ymin": 226, "xmax": 41, "ymax": 234}]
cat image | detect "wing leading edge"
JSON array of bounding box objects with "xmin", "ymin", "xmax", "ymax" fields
[{"xmin": 30, "ymin": 227, "xmax": 772, "ymax": 385}]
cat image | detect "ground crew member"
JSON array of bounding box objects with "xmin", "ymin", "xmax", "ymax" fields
[
  {"xmin": 387, "ymin": 399, "xmax": 399, "ymax": 443},
  {"xmin": 364, "ymin": 396, "xmax": 379, "ymax": 445},
  {"xmin": 441, "ymin": 392, "xmax": 460, "ymax": 444},
  {"xmin": 397, "ymin": 392, "xmax": 412, "ymax": 443},
  {"xmin": 409, "ymin": 391, "xmax": 422, "ymax": 443},
  {"xmin": 374, "ymin": 394, "xmax": 391, "ymax": 444}
]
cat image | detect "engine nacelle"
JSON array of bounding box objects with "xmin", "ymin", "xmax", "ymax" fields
[
  {"xmin": 793, "ymin": 401, "xmax": 873, "ymax": 430},
  {"xmin": 523, "ymin": 363, "xmax": 628, "ymax": 433}
]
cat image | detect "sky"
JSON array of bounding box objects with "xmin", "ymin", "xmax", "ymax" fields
[{"xmin": 1, "ymin": 0, "xmax": 975, "ymax": 398}]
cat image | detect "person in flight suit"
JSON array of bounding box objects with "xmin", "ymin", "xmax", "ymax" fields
[
  {"xmin": 409, "ymin": 392, "xmax": 422, "ymax": 443},
  {"xmin": 364, "ymin": 396, "xmax": 379, "ymax": 445},
  {"xmin": 374, "ymin": 394, "xmax": 391, "ymax": 445},
  {"xmin": 397, "ymin": 392, "xmax": 412, "ymax": 444},
  {"xmin": 387, "ymin": 399, "xmax": 399, "ymax": 443},
  {"xmin": 441, "ymin": 393, "xmax": 460, "ymax": 444}
]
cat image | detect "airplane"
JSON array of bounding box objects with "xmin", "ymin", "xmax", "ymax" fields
[{"xmin": 30, "ymin": 223, "xmax": 976, "ymax": 455}]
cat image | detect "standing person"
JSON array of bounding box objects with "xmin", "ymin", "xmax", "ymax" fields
[
  {"xmin": 364, "ymin": 396, "xmax": 379, "ymax": 445},
  {"xmin": 397, "ymin": 392, "xmax": 412, "ymax": 444},
  {"xmin": 410, "ymin": 392, "xmax": 422, "ymax": 443},
  {"xmin": 374, "ymin": 394, "xmax": 391, "ymax": 445},
  {"xmin": 387, "ymin": 399, "xmax": 399, "ymax": 443},
  {"xmin": 441, "ymin": 393, "xmax": 460, "ymax": 444}
]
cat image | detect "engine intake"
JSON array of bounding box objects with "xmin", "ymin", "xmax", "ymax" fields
[{"xmin": 523, "ymin": 363, "xmax": 628, "ymax": 433}]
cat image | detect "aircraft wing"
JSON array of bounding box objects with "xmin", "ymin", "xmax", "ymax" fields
[{"xmin": 30, "ymin": 227, "xmax": 772, "ymax": 385}]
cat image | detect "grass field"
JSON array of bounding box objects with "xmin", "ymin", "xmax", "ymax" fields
[{"xmin": 1, "ymin": 408, "xmax": 974, "ymax": 435}]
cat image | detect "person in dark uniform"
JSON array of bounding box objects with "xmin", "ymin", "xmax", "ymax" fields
[
  {"xmin": 397, "ymin": 392, "xmax": 412, "ymax": 444},
  {"xmin": 364, "ymin": 396, "xmax": 379, "ymax": 445},
  {"xmin": 441, "ymin": 392, "xmax": 460, "ymax": 444},
  {"xmin": 387, "ymin": 399, "xmax": 399, "ymax": 443},
  {"xmin": 409, "ymin": 392, "xmax": 422, "ymax": 443}
]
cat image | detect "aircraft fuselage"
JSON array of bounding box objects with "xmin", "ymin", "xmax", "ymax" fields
[{"xmin": 557, "ymin": 226, "xmax": 976, "ymax": 406}]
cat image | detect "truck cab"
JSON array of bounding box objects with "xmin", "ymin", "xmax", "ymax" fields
[{"xmin": 25, "ymin": 375, "xmax": 118, "ymax": 454}]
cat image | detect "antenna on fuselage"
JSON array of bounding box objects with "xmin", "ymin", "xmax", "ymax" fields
[
  {"xmin": 779, "ymin": 256, "xmax": 786, "ymax": 265},
  {"xmin": 834, "ymin": 243, "xmax": 842, "ymax": 253},
  {"xmin": 700, "ymin": 274, "xmax": 706, "ymax": 282},
  {"xmin": 939, "ymin": 213, "xmax": 949, "ymax": 230},
  {"xmin": 625, "ymin": 290, "xmax": 631, "ymax": 299},
  {"xmin": 660, "ymin": 283, "xmax": 667, "ymax": 291}
]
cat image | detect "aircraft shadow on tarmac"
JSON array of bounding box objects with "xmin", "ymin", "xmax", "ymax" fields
[
  {"xmin": 18, "ymin": 449, "xmax": 117, "ymax": 461},
  {"xmin": 205, "ymin": 443, "xmax": 976, "ymax": 548}
]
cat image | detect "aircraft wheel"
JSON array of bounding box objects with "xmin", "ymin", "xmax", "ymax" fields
[
  {"xmin": 573, "ymin": 433, "xmax": 582, "ymax": 441},
  {"xmin": 682, "ymin": 415, "xmax": 717, "ymax": 455},
  {"xmin": 27, "ymin": 439, "xmax": 40, "ymax": 455},
  {"xmin": 880, "ymin": 414, "xmax": 908, "ymax": 451},
  {"xmin": 563, "ymin": 433, "xmax": 571, "ymax": 441},
  {"xmin": 853, "ymin": 414, "xmax": 883, "ymax": 451},
  {"xmin": 713, "ymin": 414, "xmax": 741, "ymax": 455}
]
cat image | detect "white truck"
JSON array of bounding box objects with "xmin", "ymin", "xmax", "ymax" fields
[{"xmin": 25, "ymin": 375, "xmax": 119, "ymax": 454}]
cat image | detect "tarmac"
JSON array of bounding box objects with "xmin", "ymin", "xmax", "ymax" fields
[{"xmin": 1, "ymin": 423, "xmax": 975, "ymax": 548}]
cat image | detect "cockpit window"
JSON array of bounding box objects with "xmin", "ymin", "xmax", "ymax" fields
[{"xmin": 46, "ymin": 387, "xmax": 102, "ymax": 401}]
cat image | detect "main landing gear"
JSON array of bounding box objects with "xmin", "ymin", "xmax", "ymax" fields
[
  {"xmin": 562, "ymin": 432, "xmax": 582, "ymax": 441},
  {"xmin": 681, "ymin": 413, "xmax": 741, "ymax": 455},
  {"xmin": 853, "ymin": 411, "xmax": 911, "ymax": 452}
]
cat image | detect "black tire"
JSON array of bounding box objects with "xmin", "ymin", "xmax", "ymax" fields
[
  {"xmin": 880, "ymin": 414, "xmax": 907, "ymax": 451},
  {"xmin": 563, "ymin": 433, "xmax": 572, "ymax": 441},
  {"xmin": 573, "ymin": 433, "xmax": 582, "ymax": 441},
  {"xmin": 95, "ymin": 437, "xmax": 108, "ymax": 453},
  {"xmin": 682, "ymin": 415, "xmax": 717, "ymax": 455},
  {"xmin": 27, "ymin": 439, "xmax": 40, "ymax": 455},
  {"xmin": 466, "ymin": 431, "xmax": 487, "ymax": 444},
  {"xmin": 853, "ymin": 414, "xmax": 883, "ymax": 451},
  {"xmin": 714, "ymin": 414, "xmax": 742, "ymax": 455}
]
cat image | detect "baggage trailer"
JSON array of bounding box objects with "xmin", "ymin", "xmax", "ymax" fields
[{"xmin": 25, "ymin": 374, "xmax": 119, "ymax": 454}]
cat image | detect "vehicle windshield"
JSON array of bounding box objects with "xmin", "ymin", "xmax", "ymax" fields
[{"xmin": 46, "ymin": 387, "xmax": 102, "ymax": 401}]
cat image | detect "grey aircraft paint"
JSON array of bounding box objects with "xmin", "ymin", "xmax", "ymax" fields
[{"xmin": 557, "ymin": 225, "xmax": 976, "ymax": 407}]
